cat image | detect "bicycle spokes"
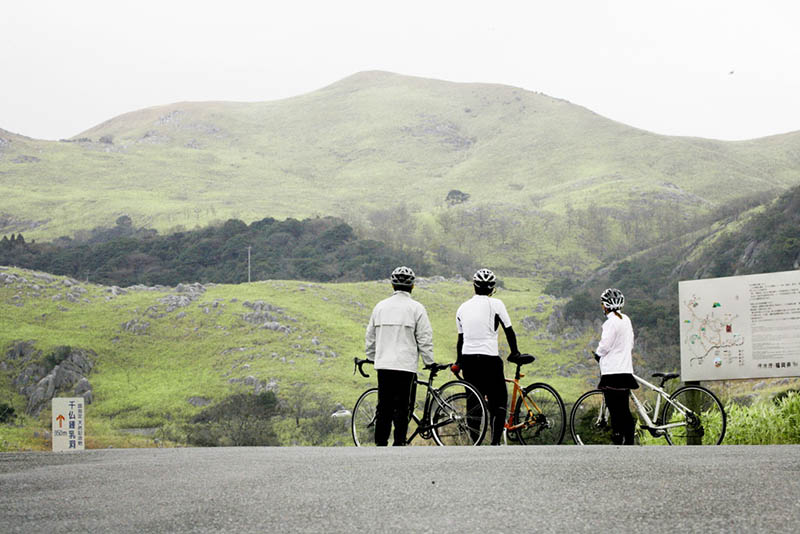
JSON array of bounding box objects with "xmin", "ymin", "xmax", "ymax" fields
[{"xmin": 513, "ymin": 384, "xmax": 566, "ymax": 445}]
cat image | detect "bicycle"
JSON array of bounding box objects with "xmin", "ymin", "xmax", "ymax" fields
[
  {"xmin": 569, "ymin": 372, "xmax": 727, "ymax": 445},
  {"xmin": 351, "ymin": 358, "xmax": 489, "ymax": 446},
  {"xmin": 499, "ymin": 353, "xmax": 566, "ymax": 445}
]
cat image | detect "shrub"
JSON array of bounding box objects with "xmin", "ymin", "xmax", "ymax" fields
[
  {"xmin": 185, "ymin": 392, "xmax": 280, "ymax": 446},
  {"xmin": 44, "ymin": 346, "xmax": 72, "ymax": 368},
  {"xmin": 445, "ymin": 189, "xmax": 470, "ymax": 206},
  {"xmin": 563, "ymin": 291, "xmax": 595, "ymax": 322},
  {"xmin": 0, "ymin": 402, "xmax": 15, "ymax": 424},
  {"xmin": 723, "ymin": 392, "xmax": 800, "ymax": 444}
]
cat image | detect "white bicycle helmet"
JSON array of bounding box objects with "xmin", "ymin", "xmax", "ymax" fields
[
  {"xmin": 390, "ymin": 266, "xmax": 416, "ymax": 286},
  {"xmin": 473, "ymin": 268, "xmax": 496, "ymax": 289},
  {"xmin": 600, "ymin": 288, "xmax": 625, "ymax": 311}
]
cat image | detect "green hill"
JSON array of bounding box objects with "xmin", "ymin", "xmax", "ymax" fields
[{"xmin": 2, "ymin": 71, "xmax": 799, "ymax": 275}]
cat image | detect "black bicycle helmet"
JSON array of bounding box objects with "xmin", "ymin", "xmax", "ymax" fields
[
  {"xmin": 600, "ymin": 288, "xmax": 625, "ymax": 311},
  {"xmin": 390, "ymin": 266, "xmax": 416, "ymax": 286}
]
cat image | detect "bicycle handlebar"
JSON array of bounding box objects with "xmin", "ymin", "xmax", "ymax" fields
[
  {"xmin": 353, "ymin": 357, "xmax": 373, "ymax": 378},
  {"xmin": 353, "ymin": 358, "xmax": 462, "ymax": 379}
]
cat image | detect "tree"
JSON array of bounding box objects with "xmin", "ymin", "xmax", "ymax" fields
[
  {"xmin": 221, "ymin": 219, "xmax": 248, "ymax": 238},
  {"xmin": 446, "ymin": 189, "xmax": 470, "ymax": 206}
]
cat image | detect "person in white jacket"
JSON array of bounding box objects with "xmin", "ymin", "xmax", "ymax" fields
[
  {"xmin": 365, "ymin": 266, "xmax": 434, "ymax": 446},
  {"xmin": 594, "ymin": 288, "xmax": 638, "ymax": 445}
]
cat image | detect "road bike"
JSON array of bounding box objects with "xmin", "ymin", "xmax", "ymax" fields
[
  {"xmin": 351, "ymin": 358, "xmax": 489, "ymax": 446},
  {"xmin": 498, "ymin": 353, "xmax": 566, "ymax": 444},
  {"xmin": 569, "ymin": 372, "xmax": 726, "ymax": 445}
]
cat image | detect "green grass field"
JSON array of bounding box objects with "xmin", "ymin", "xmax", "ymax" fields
[{"xmin": 0, "ymin": 266, "xmax": 595, "ymax": 450}]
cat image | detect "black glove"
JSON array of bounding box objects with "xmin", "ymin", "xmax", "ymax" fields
[{"xmin": 593, "ymin": 352, "xmax": 600, "ymax": 362}]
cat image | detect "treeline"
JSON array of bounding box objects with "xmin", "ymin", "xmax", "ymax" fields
[
  {"xmin": 342, "ymin": 188, "xmax": 779, "ymax": 280},
  {"xmin": 0, "ymin": 216, "xmax": 430, "ymax": 286},
  {"xmin": 554, "ymin": 185, "xmax": 800, "ymax": 373}
]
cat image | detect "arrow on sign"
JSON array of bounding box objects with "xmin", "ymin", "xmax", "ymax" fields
[{"xmin": 56, "ymin": 414, "xmax": 65, "ymax": 428}]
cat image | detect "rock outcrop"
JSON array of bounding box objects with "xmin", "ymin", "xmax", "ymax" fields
[{"xmin": 4, "ymin": 342, "xmax": 96, "ymax": 416}]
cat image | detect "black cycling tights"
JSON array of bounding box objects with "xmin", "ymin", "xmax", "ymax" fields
[
  {"xmin": 460, "ymin": 354, "xmax": 507, "ymax": 445},
  {"xmin": 602, "ymin": 388, "xmax": 635, "ymax": 445},
  {"xmin": 375, "ymin": 369, "xmax": 416, "ymax": 446}
]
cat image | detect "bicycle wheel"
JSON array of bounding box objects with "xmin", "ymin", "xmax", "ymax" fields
[
  {"xmin": 430, "ymin": 380, "xmax": 488, "ymax": 446},
  {"xmin": 661, "ymin": 385, "xmax": 726, "ymax": 445},
  {"xmin": 513, "ymin": 383, "xmax": 566, "ymax": 445},
  {"xmin": 351, "ymin": 388, "xmax": 378, "ymax": 447},
  {"xmin": 569, "ymin": 390, "xmax": 615, "ymax": 445}
]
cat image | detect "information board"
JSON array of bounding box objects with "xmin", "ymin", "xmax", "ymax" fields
[
  {"xmin": 679, "ymin": 270, "xmax": 800, "ymax": 381},
  {"xmin": 52, "ymin": 397, "xmax": 85, "ymax": 451}
]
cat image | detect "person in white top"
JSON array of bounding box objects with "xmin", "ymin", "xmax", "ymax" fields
[
  {"xmin": 593, "ymin": 288, "xmax": 638, "ymax": 445},
  {"xmin": 365, "ymin": 266, "xmax": 434, "ymax": 446},
  {"xmin": 454, "ymin": 269, "xmax": 519, "ymax": 445}
]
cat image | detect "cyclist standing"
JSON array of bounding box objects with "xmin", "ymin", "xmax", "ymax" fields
[
  {"xmin": 455, "ymin": 269, "xmax": 520, "ymax": 445},
  {"xmin": 365, "ymin": 266, "xmax": 435, "ymax": 446},
  {"xmin": 594, "ymin": 288, "xmax": 638, "ymax": 445}
]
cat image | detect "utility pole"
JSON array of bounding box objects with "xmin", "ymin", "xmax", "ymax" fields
[{"xmin": 247, "ymin": 246, "xmax": 251, "ymax": 283}]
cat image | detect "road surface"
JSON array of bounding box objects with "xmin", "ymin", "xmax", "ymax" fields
[{"xmin": 1, "ymin": 445, "xmax": 798, "ymax": 533}]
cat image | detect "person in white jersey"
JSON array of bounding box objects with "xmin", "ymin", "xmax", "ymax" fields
[
  {"xmin": 593, "ymin": 288, "xmax": 638, "ymax": 445},
  {"xmin": 366, "ymin": 266, "xmax": 434, "ymax": 446},
  {"xmin": 455, "ymin": 268, "xmax": 519, "ymax": 445}
]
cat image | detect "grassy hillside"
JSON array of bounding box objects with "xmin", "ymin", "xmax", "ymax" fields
[
  {"xmin": 2, "ymin": 72, "xmax": 799, "ymax": 275},
  {"xmin": 1, "ymin": 266, "xmax": 597, "ymax": 450},
  {"xmin": 557, "ymin": 184, "xmax": 800, "ymax": 389}
]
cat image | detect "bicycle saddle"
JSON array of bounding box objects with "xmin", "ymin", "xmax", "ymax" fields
[
  {"xmin": 651, "ymin": 372, "xmax": 680, "ymax": 380},
  {"xmin": 508, "ymin": 353, "xmax": 535, "ymax": 365}
]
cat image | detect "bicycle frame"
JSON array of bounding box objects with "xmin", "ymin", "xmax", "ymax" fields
[
  {"xmin": 590, "ymin": 375, "xmax": 694, "ymax": 435},
  {"xmin": 405, "ymin": 377, "xmax": 464, "ymax": 443},
  {"xmin": 503, "ymin": 374, "xmax": 541, "ymax": 433},
  {"xmin": 636, "ymin": 375, "xmax": 701, "ymax": 432}
]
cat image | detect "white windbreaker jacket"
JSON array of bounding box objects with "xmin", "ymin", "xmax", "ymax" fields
[
  {"xmin": 595, "ymin": 312, "xmax": 634, "ymax": 375},
  {"xmin": 365, "ymin": 291, "xmax": 435, "ymax": 373}
]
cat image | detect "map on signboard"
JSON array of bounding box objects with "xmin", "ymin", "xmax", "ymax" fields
[
  {"xmin": 679, "ymin": 270, "xmax": 800, "ymax": 381},
  {"xmin": 682, "ymin": 294, "xmax": 745, "ymax": 369}
]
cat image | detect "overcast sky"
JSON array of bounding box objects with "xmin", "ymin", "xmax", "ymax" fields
[{"xmin": 2, "ymin": 0, "xmax": 799, "ymax": 141}]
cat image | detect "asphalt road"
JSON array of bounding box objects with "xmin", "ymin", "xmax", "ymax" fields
[{"xmin": 1, "ymin": 445, "xmax": 798, "ymax": 533}]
